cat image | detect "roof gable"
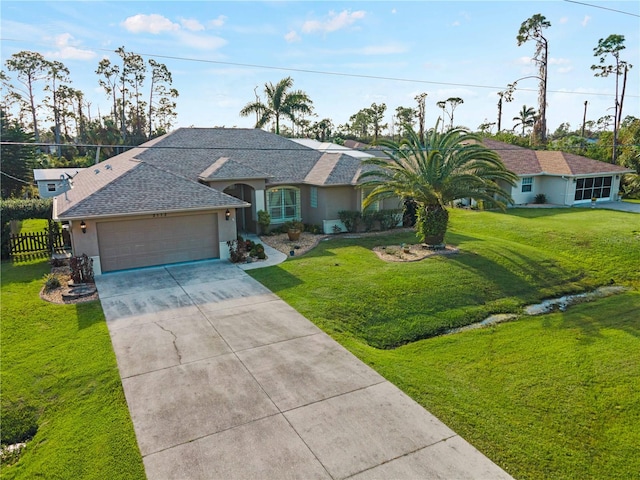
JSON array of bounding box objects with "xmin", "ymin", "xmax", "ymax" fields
[{"xmin": 55, "ymin": 159, "xmax": 247, "ymax": 219}]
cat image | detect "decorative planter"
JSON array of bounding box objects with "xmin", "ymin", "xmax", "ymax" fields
[{"xmin": 287, "ymin": 229, "xmax": 301, "ymax": 241}]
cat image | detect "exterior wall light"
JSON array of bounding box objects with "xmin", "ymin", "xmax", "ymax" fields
[
  {"xmin": 80, "ymin": 220, "xmax": 87, "ymax": 234},
  {"xmin": 225, "ymin": 209, "xmax": 231, "ymax": 221}
]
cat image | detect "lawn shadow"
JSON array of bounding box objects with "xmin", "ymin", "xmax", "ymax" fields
[
  {"xmin": 75, "ymin": 300, "xmax": 106, "ymax": 330},
  {"xmin": 248, "ymin": 265, "xmax": 304, "ymax": 293},
  {"xmin": 446, "ymin": 241, "xmax": 584, "ymax": 306},
  {"xmin": 554, "ymin": 292, "xmax": 640, "ymax": 341},
  {"xmin": 505, "ymin": 207, "xmax": 598, "ymax": 219}
]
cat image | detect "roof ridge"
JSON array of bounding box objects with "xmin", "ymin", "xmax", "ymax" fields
[{"xmin": 304, "ymin": 152, "xmax": 342, "ymax": 185}]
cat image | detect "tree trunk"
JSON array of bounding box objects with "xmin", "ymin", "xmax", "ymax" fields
[{"xmin": 418, "ymin": 204, "xmax": 448, "ymax": 247}]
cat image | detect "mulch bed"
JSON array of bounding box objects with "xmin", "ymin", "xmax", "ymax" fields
[
  {"xmin": 372, "ymin": 244, "xmax": 459, "ymax": 262},
  {"xmin": 39, "ymin": 265, "xmax": 99, "ymax": 305}
]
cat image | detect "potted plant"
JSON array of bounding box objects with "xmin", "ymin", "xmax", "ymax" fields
[
  {"xmin": 284, "ymin": 220, "xmax": 304, "ymax": 241},
  {"xmin": 591, "ymin": 196, "xmax": 597, "ymax": 208}
]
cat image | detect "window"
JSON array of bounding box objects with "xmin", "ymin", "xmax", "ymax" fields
[
  {"xmin": 361, "ymin": 188, "xmax": 380, "ymax": 212},
  {"xmin": 574, "ymin": 176, "xmax": 612, "ymax": 201},
  {"xmin": 47, "ymin": 183, "xmax": 56, "ymax": 192},
  {"xmin": 267, "ymin": 187, "xmax": 300, "ymax": 223},
  {"xmin": 521, "ymin": 177, "xmax": 533, "ymax": 193},
  {"xmin": 310, "ymin": 186, "xmax": 318, "ymax": 208}
]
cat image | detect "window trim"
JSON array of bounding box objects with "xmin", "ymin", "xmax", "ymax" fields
[
  {"xmin": 574, "ymin": 175, "xmax": 612, "ymax": 202},
  {"xmin": 47, "ymin": 183, "xmax": 57, "ymax": 192},
  {"xmin": 521, "ymin": 177, "xmax": 533, "ymax": 193},
  {"xmin": 310, "ymin": 186, "xmax": 318, "ymax": 208}
]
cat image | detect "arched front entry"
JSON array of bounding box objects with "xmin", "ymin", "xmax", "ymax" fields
[{"xmin": 223, "ymin": 183, "xmax": 255, "ymax": 233}]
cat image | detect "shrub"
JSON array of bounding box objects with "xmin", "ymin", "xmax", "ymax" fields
[
  {"xmin": 250, "ymin": 243, "xmax": 265, "ymax": 257},
  {"xmin": 257, "ymin": 210, "xmax": 271, "ymax": 234},
  {"xmin": 43, "ymin": 273, "xmax": 61, "ymax": 292},
  {"xmin": 226, "ymin": 240, "xmax": 246, "ymax": 263},
  {"xmin": 362, "ymin": 211, "xmax": 377, "ymax": 232},
  {"xmin": 304, "ymin": 223, "xmax": 322, "ymax": 234},
  {"xmin": 534, "ymin": 193, "xmax": 547, "ymax": 204},
  {"xmin": 338, "ymin": 210, "xmax": 361, "ymax": 233},
  {"xmin": 377, "ymin": 209, "xmax": 401, "ymax": 231}
]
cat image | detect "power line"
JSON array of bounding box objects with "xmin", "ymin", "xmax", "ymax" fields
[
  {"xmin": 563, "ymin": 0, "xmax": 640, "ymax": 17},
  {"xmin": 0, "ymin": 170, "xmax": 35, "ymax": 184}
]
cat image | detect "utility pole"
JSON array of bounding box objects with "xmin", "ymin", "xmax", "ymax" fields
[{"xmin": 581, "ymin": 101, "xmax": 588, "ymax": 138}]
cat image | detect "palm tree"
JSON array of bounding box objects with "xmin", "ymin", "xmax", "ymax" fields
[
  {"xmin": 239, "ymin": 77, "xmax": 313, "ymax": 135},
  {"xmin": 513, "ymin": 105, "xmax": 537, "ymax": 136},
  {"xmin": 359, "ymin": 123, "xmax": 517, "ymax": 246}
]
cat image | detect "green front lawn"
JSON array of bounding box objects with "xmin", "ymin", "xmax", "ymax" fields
[
  {"xmin": 250, "ymin": 208, "xmax": 640, "ymax": 479},
  {"xmin": 0, "ymin": 260, "xmax": 145, "ymax": 480},
  {"xmin": 253, "ymin": 209, "xmax": 639, "ymax": 349}
]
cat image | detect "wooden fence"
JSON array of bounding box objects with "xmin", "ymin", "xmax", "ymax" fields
[{"xmin": 9, "ymin": 231, "xmax": 66, "ymax": 256}]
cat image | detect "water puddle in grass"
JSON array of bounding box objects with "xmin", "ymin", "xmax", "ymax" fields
[{"xmin": 447, "ymin": 286, "xmax": 627, "ymax": 335}]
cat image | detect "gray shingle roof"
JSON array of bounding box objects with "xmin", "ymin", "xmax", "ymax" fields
[
  {"xmin": 55, "ymin": 157, "xmax": 247, "ymax": 220},
  {"xmin": 55, "ymin": 128, "xmax": 375, "ymax": 220},
  {"xmin": 199, "ymin": 157, "xmax": 271, "ymax": 181},
  {"xmin": 137, "ymin": 128, "xmax": 324, "ymax": 184}
]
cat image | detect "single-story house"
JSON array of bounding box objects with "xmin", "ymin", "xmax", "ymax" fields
[
  {"xmin": 53, "ymin": 128, "xmax": 633, "ymax": 274},
  {"xmin": 34, "ymin": 168, "xmax": 84, "ymax": 198},
  {"xmin": 53, "ymin": 128, "xmax": 399, "ymax": 273},
  {"xmin": 483, "ymin": 139, "xmax": 633, "ymax": 206}
]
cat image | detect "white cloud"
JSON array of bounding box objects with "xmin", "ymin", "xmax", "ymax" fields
[
  {"xmin": 391, "ymin": 9, "xmax": 397, "ymax": 14},
  {"xmin": 557, "ymin": 66, "xmax": 574, "ymax": 74},
  {"xmin": 209, "ymin": 15, "xmax": 227, "ymax": 28},
  {"xmin": 120, "ymin": 13, "xmax": 226, "ymax": 51},
  {"xmin": 175, "ymin": 31, "xmax": 226, "ymax": 50},
  {"xmin": 45, "ymin": 33, "xmax": 96, "ymax": 60},
  {"xmin": 180, "ymin": 18, "xmax": 205, "ymax": 32},
  {"xmin": 559, "ymin": 17, "xmax": 569, "ymax": 24},
  {"xmin": 302, "ymin": 10, "xmax": 366, "ymax": 34},
  {"xmin": 581, "ymin": 15, "xmax": 591, "ymax": 27},
  {"xmin": 284, "ymin": 30, "xmax": 301, "ymax": 43},
  {"xmin": 516, "ymin": 56, "xmax": 533, "ymax": 65},
  {"xmin": 122, "ymin": 14, "xmax": 179, "ymax": 34}
]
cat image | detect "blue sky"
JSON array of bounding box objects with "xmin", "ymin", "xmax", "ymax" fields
[{"xmin": 2, "ymin": 1, "xmax": 638, "ymax": 136}]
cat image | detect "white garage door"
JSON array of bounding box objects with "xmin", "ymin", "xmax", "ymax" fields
[{"xmin": 98, "ymin": 213, "xmax": 219, "ymax": 272}]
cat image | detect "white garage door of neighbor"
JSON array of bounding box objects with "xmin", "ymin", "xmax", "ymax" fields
[{"xmin": 98, "ymin": 213, "xmax": 219, "ymax": 272}]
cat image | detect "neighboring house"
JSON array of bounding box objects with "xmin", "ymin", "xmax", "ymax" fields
[
  {"xmin": 33, "ymin": 168, "xmax": 84, "ymax": 198},
  {"xmin": 482, "ymin": 139, "xmax": 633, "ymax": 206},
  {"xmin": 53, "ymin": 128, "xmax": 400, "ymax": 273}
]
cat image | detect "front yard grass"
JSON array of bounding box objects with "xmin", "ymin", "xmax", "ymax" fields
[
  {"xmin": 250, "ymin": 208, "xmax": 640, "ymax": 479},
  {"xmin": 0, "ymin": 260, "xmax": 145, "ymax": 480}
]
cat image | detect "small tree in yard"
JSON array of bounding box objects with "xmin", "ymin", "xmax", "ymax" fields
[{"xmin": 359, "ymin": 122, "xmax": 517, "ymax": 247}]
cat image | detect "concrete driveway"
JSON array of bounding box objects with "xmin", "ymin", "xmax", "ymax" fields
[{"xmin": 96, "ymin": 260, "xmax": 512, "ymax": 480}]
